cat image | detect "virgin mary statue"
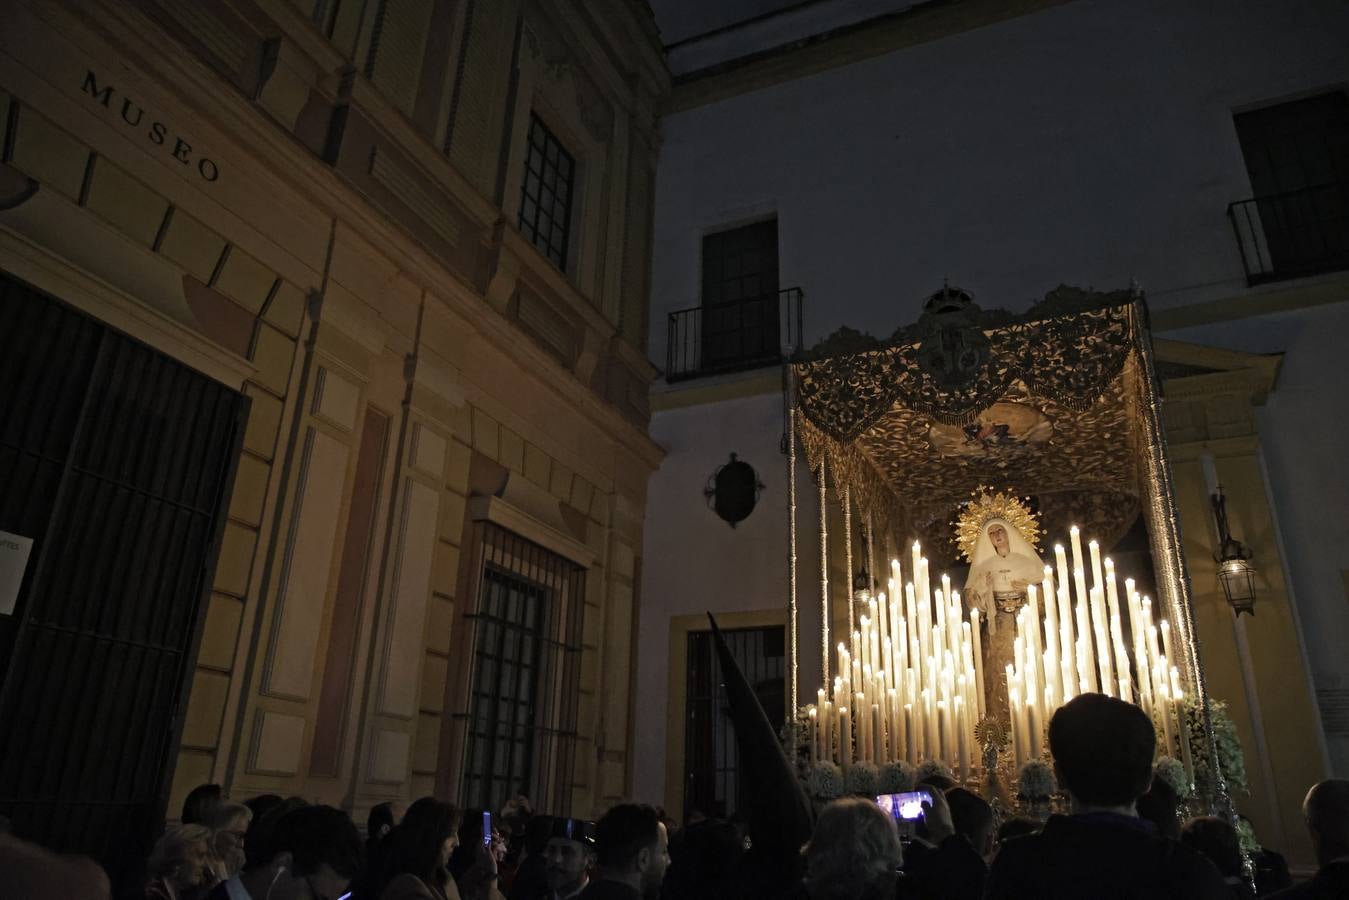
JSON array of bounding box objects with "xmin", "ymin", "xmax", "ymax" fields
[{"xmin": 958, "ymin": 492, "xmax": 1048, "ymax": 720}]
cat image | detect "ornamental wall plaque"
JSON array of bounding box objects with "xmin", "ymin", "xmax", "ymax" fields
[{"xmin": 704, "ymin": 453, "xmax": 765, "ymax": 528}]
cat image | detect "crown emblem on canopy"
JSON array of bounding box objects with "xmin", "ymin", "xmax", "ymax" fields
[{"xmin": 954, "ymin": 487, "xmax": 1041, "ymax": 562}]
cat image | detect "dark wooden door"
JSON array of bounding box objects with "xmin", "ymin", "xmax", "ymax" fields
[{"xmin": 0, "ymin": 271, "xmax": 247, "ymax": 885}]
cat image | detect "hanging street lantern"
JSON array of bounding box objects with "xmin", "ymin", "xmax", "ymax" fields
[{"xmin": 1211, "ymin": 486, "xmax": 1256, "ymax": 615}]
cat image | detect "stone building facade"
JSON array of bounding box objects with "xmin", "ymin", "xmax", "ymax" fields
[{"xmin": 0, "ymin": 0, "xmax": 666, "ymax": 873}]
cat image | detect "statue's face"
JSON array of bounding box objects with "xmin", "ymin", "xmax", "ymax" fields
[{"xmin": 988, "ymin": 523, "xmax": 1009, "ymax": 555}]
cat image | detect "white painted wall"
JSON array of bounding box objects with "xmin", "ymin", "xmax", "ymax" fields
[{"xmin": 637, "ymin": 0, "xmax": 1349, "ymax": 805}]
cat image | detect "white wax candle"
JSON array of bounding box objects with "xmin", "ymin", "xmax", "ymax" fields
[
  {"xmin": 873, "ymin": 703, "xmax": 884, "ymax": 764},
  {"xmin": 823, "ymin": 701, "xmax": 833, "ymax": 761},
  {"xmin": 840, "ymin": 706, "xmax": 853, "ymax": 768},
  {"xmin": 1093, "ymin": 587, "xmax": 1114, "ymax": 696},
  {"xmin": 808, "ymin": 707, "xmax": 818, "ymax": 764},
  {"xmin": 856, "ymin": 692, "xmax": 870, "ymax": 763},
  {"xmin": 1160, "ymin": 620, "xmax": 1175, "ymax": 670},
  {"xmin": 1055, "ymin": 546, "xmax": 1077, "ymax": 695},
  {"xmin": 889, "ymin": 687, "xmax": 901, "ymax": 762},
  {"xmin": 1009, "ymin": 686, "xmax": 1024, "ymax": 770},
  {"xmin": 923, "ymin": 688, "xmax": 936, "ymax": 760},
  {"xmin": 1089, "ymin": 539, "xmax": 1104, "ymax": 596},
  {"xmin": 905, "ymin": 703, "xmax": 917, "ymax": 761},
  {"xmin": 968, "ymin": 615, "xmax": 986, "ymax": 720},
  {"xmin": 955, "ymin": 695, "xmax": 969, "ymax": 778},
  {"xmin": 1040, "ymin": 571, "xmax": 1060, "ymax": 704},
  {"xmin": 1025, "ymin": 692, "xmax": 1039, "ymax": 760}
]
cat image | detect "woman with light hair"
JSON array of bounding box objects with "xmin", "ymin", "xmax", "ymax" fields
[
  {"xmin": 201, "ymin": 801, "xmax": 253, "ymax": 880},
  {"xmin": 144, "ymin": 823, "xmax": 220, "ymax": 900},
  {"xmin": 801, "ymin": 797, "xmax": 903, "ymax": 900}
]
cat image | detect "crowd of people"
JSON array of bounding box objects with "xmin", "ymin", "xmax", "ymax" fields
[{"xmin": 1, "ymin": 694, "xmax": 1347, "ymax": 899}]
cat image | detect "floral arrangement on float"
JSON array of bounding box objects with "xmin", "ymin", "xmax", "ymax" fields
[{"xmin": 1015, "ymin": 758, "xmax": 1057, "ymax": 822}]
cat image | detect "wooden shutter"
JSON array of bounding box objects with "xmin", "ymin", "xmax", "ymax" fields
[
  {"xmin": 365, "ymin": 0, "xmax": 435, "ymax": 117},
  {"xmin": 445, "ymin": 0, "xmax": 521, "ymax": 198}
]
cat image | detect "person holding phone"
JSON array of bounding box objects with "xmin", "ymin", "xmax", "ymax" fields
[
  {"xmin": 380, "ymin": 799, "xmax": 464, "ymax": 900},
  {"xmin": 897, "ymin": 787, "xmax": 990, "ymax": 900}
]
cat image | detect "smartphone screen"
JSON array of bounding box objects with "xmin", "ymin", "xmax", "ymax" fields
[
  {"xmin": 875, "ymin": 790, "xmax": 931, "ymax": 821},
  {"xmin": 482, "ymin": 810, "xmax": 492, "ymax": 847}
]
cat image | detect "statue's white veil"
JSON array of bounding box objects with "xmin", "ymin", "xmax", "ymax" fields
[{"xmin": 964, "ymin": 517, "xmax": 1046, "ymax": 632}]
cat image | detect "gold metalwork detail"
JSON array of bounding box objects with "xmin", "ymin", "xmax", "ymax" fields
[{"xmin": 954, "ymin": 488, "xmax": 1042, "ymax": 562}]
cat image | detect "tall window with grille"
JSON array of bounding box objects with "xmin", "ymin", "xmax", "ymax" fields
[
  {"xmin": 1232, "ymin": 91, "xmax": 1349, "ymax": 281},
  {"xmin": 461, "ymin": 523, "xmax": 584, "ymax": 815},
  {"xmin": 683, "ymin": 625, "xmax": 785, "ymax": 819},
  {"xmin": 518, "ymin": 115, "xmax": 577, "ymax": 272},
  {"xmin": 700, "ymin": 220, "xmax": 780, "ymax": 372}
]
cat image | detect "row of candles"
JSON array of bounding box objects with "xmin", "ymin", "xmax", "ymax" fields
[
  {"xmin": 805, "ymin": 544, "xmax": 987, "ymax": 781},
  {"xmin": 804, "ymin": 528, "xmax": 1193, "ymax": 779},
  {"xmin": 1003, "ymin": 526, "xmax": 1193, "ymax": 772}
]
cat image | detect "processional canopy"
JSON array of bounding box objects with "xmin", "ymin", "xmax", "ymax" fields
[{"xmin": 792, "ymin": 284, "xmax": 1149, "ymax": 566}]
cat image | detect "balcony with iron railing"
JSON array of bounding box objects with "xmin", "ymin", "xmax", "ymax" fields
[
  {"xmin": 665, "ymin": 287, "xmax": 804, "ymax": 382},
  {"xmin": 1228, "ymin": 181, "xmax": 1349, "ymax": 285}
]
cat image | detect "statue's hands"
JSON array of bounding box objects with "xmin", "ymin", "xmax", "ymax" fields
[{"xmin": 1011, "ymin": 578, "xmax": 1029, "ymax": 592}]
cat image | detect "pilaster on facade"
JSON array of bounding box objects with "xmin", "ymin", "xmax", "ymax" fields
[{"xmin": 1157, "ymin": 339, "xmax": 1328, "ymax": 872}]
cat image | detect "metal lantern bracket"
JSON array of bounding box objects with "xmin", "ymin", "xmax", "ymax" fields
[{"xmin": 1211, "ymin": 486, "xmax": 1257, "ymax": 615}]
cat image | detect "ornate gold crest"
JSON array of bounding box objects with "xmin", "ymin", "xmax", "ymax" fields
[{"xmin": 954, "ymin": 487, "xmax": 1041, "ymax": 562}]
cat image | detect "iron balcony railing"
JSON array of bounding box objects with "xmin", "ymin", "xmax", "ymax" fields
[
  {"xmin": 1227, "ymin": 181, "xmax": 1349, "ymax": 285},
  {"xmin": 666, "ymin": 287, "xmax": 804, "ymax": 382}
]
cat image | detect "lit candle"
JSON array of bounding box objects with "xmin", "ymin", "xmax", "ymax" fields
[
  {"xmin": 1009, "ymin": 686, "xmax": 1024, "ymax": 769},
  {"xmin": 1070, "ymin": 528, "xmax": 1096, "ymax": 693},
  {"xmin": 1089, "ymin": 539, "xmax": 1104, "ymax": 596},
  {"xmin": 1160, "ymin": 620, "xmax": 1175, "ymax": 670},
  {"xmin": 1093, "ymin": 587, "xmax": 1114, "ymax": 697},
  {"xmin": 1055, "ymin": 546, "xmax": 1077, "ymax": 696},
  {"xmin": 1040, "ymin": 569, "xmax": 1060, "ymax": 704}
]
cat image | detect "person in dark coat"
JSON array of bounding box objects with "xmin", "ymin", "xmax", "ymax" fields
[
  {"xmin": 1270, "ymin": 779, "xmax": 1349, "ymax": 899},
  {"xmin": 985, "ymin": 693, "xmax": 1229, "ymax": 899},
  {"xmin": 1181, "ymin": 816, "xmax": 1255, "ymax": 900},
  {"xmin": 541, "ymin": 817, "xmax": 596, "ymax": 900},
  {"xmin": 507, "ymin": 816, "xmax": 554, "ymax": 900},
  {"xmin": 576, "ymin": 804, "xmax": 668, "ymax": 900}
]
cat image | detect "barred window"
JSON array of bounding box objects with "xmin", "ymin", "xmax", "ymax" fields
[
  {"xmin": 461, "ymin": 522, "xmax": 584, "ymax": 814},
  {"xmin": 518, "ymin": 114, "xmax": 576, "ymax": 272},
  {"xmin": 683, "ymin": 625, "xmax": 785, "ymax": 819}
]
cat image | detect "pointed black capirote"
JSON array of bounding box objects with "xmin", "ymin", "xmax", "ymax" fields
[{"xmin": 706, "ymin": 612, "xmax": 815, "ymax": 859}]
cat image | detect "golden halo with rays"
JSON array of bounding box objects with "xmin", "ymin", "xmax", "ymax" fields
[{"xmin": 953, "ymin": 486, "xmax": 1042, "ymax": 562}]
